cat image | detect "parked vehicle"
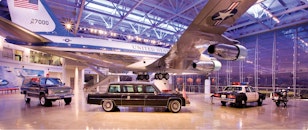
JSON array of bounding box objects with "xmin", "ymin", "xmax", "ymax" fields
[
  {"xmin": 212, "ymin": 82, "xmax": 266, "ymax": 107},
  {"xmin": 0, "ymin": 79, "xmax": 9, "ymax": 86},
  {"xmin": 272, "ymin": 88, "xmax": 289, "ymax": 107},
  {"xmin": 299, "ymin": 90, "xmax": 308, "ymax": 99},
  {"xmin": 21, "ymin": 76, "xmax": 73, "ymax": 106},
  {"xmin": 87, "ymin": 81, "xmax": 187, "ymax": 113}
]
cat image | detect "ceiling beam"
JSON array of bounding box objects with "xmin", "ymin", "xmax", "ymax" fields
[
  {"xmin": 139, "ymin": 0, "xmax": 205, "ymax": 36},
  {"xmin": 227, "ymin": 4, "xmax": 308, "ymax": 31},
  {"xmin": 135, "ymin": 0, "xmax": 197, "ymax": 22},
  {"xmin": 74, "ymin": 0, "xmax": 86, "ymax": 35},
  {"xmin": 84, "ymin": 7, "xmax": 177, "ymax": 34},
  {"xmin": 234, "ymin": 19, "xmax": 308, "ymax": 39},
  {"xmin": 111, "ymin": 0, "xmax": 144, "ymax": 31}
]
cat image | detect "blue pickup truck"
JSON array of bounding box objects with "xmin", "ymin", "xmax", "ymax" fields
[{"xmin": 21, "ymin": 76, "xmax": 73, "ymax": 106}]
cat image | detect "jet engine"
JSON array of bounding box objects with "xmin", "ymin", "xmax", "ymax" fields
[
  {"xmin": 192, "ymin": 59, "xmax": 222, "ymax": 72},
  {"xmin": 207, "ymin": 44, "xmax": 247, "ymax": 61}
]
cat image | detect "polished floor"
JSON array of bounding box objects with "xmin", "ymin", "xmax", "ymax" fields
[{"xmin": 0, "ymin": 90, "xmax": 308, "ymax": 129}]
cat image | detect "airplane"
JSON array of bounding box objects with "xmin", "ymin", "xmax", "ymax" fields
[{"xmin": 0, "ymin": 0, "xmax": 256, "ymax": 80}]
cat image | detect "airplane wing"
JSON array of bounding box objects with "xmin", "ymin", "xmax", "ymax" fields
[
  {"xmin": 0, "ymin": 17, "xmax": 50, "ymax": 43},
  {"xmin": 0, "ymin": 0, "xmax": 256, "ymax": 76},
  {"xmin": 146, "ymin": 0, "xmax": 257, "ymax": 72}
]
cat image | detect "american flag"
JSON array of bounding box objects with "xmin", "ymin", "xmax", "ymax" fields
[{"xmin": 14, "ymin": 0, "xmax": 38, "ymax": 10}]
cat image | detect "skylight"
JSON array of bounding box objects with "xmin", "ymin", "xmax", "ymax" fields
[
  {"xmin": 247, "ymin": 3, "xmax": 280, "ymax": 23},
  {"xmin": 86, "ymin": 0, "xmax": 188, "ymax": 34}
]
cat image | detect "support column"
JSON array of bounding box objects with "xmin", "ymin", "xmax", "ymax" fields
[
  {"xmin": 204, "ymin": 77, "xmax": 211, "ymax": 96},
  {"xmin": 293, "ymin": 29, "xmax": 298, "ymax": 94},
  {"xmin": 80, "ymin": 69, "xmax": 84, "ymax": 90},
  {"xmin": 74, "ymin": 67, "xmax": 84, "ymax": 91},
  {"xmin": 74, "ymin": 67, "xmax": 79, "ymax": 92},
  {"xmin": 254, "ymin": 35, "xmax": 259, "ymax": 90},
  {"xmin": 272, "ymin": 32, "xmax": 277, "ymax": 91},
  {"xmin": 62, "ymin": 59, "xmax": 67, "ymax": 85},
  {"xmin": 239, "ymin": 60, "xmax": 243, "ymax": 83},
  {"xmin": 227, "ymin": 61, "xmax": 231, "ymax": 85}
]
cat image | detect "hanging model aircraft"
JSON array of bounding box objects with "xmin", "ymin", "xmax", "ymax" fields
[{"xmin": 0, "ymin": 0, "xmax": 257, "ymax": 80}]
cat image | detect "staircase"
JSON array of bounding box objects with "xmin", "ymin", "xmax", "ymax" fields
[{"xmin": 84, "ymin": 75, "xmax": 118, "ymax": 93}]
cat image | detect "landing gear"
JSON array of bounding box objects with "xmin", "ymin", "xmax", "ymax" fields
[
  {"xmin": 136, "ymin": 72, "xmax": 170, "ymax": 81},
  {"xmin": 154, "ymin": 73, "xmax": 169, "ymax": 80},
  {"xmin": 136, "ymin": 74, "xmax": 149, "ymax": 80}
]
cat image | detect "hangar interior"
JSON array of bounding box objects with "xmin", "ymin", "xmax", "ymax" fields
[
  {"xmin": 0, "ymin": 0, "xmax": 307, "ymax": 95},
  {"xmin": 0, "ymin": 0, "xmax": 308, "ymax": 129}
]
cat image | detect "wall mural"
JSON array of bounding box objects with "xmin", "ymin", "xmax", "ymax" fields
[{"xmin": 0, "ymin": 66, "xmax": 44, "ymax": 88}]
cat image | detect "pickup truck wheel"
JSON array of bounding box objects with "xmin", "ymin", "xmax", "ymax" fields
[
  {"xmin": 102, "ymin": 100, "xmax": 115, "ymax": 112},
  {"xmin": 40, "ymin": 95, "xmax": 51, "ymax": 107},
  {"xmin": 258, "ymin": 98, "xmax": 263, "ymax": 106},
  {"xmin": 168, "ymin": 100, "xmax": 181, "ymax": 113},
  {"xmin": 24, "ymin": 94, "xmax": 30, "ymax": 103},
  {"xmin": 64, "ymin": 98, "xmax": 72, "ymax": 105},
  {"xmin": 221, "ymin": 101, "xmax": 227, "ymax": 106}
]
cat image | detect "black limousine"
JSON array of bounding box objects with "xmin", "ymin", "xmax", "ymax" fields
[{"xmin": 87, "ymin": 82, "xmax": 187, "ymax": 113}]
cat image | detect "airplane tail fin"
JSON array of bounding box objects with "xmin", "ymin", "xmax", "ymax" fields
[{"xmin": 7, "ymin": 0, "xmax": 72, "ymax": 36}]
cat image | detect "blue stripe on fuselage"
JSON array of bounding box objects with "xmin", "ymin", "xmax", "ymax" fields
[
  {"xmin": 43, "ymin": 42, "xmax": 166, "ymax": 56},
  {"xmin": 5, "ymin": 38, "xmax": 166, "ymax": 56}
]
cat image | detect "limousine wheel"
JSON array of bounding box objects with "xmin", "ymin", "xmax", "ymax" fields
[
  {"xmin": 102, "ymin": 100, "xmax": 115, "ymax": 112},
  {"xmin": 168, "ymin": 100, "xmax": 181, "ymax": 113}
]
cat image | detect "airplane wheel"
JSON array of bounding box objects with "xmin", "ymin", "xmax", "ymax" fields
[
  {"xmin": 137, "ymin": 75, "xmax": 144, "ymax": 80},
  {"xmin": 163, "ymin": 73, "xmax": 169, "ymax": 80},
  {"xmin": 158, "ymin": 73, "xmax": 163, "ymax": 80},
  {"xmin": 145, "ymin": 74, "xmax": 149, "ymax": 80}
]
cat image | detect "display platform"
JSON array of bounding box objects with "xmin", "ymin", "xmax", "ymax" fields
[{"xmin": 0, "ymin": 91, "xmax": 307, "ymax": 129}]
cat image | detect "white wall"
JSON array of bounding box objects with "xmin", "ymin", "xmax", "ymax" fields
[{"xmin": 0, "ymin": 37, "xmax": 63, "ymax": 87}]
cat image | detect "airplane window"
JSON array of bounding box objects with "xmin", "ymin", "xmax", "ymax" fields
[
  {"xmin": 145, "ymin": 85, "xmax": 155, "ymax": 93},
  {"xmin": 109, "ymin": 85, "xmax": 120, "ymax": 93}
]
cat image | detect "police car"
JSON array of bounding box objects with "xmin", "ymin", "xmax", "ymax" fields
[{"xmin": 212, "ymin": 82, "xmax": 266, "ymax": 107}]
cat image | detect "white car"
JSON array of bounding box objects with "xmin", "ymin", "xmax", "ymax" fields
[{"xmin": 212, "ymin": 83, "xmax": 266, "ymax": 107}]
